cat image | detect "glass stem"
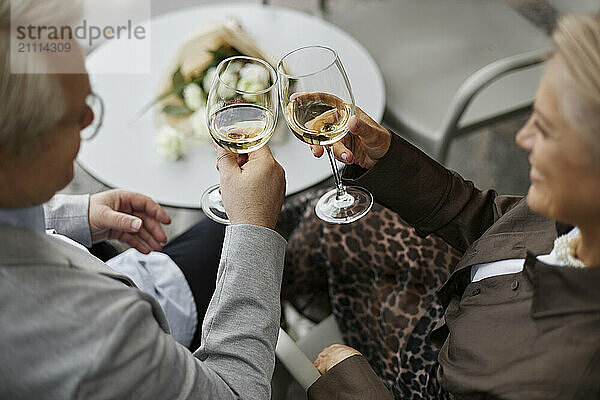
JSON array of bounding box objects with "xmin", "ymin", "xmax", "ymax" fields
[{"xmin": 325, "ymin": 145, "xmax": 346, "ymax": 199}]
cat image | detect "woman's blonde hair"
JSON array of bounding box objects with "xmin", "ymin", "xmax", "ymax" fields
[{"xmin": 552, "ymin": 12, "xmax": 600, "ymax": 152}]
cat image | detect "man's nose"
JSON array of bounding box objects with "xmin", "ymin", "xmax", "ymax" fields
[{"xmin": 81, "ymin": 106, "xmax": 94, "ymax": 130}]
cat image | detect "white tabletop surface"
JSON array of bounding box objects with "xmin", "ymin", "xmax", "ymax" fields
[{"xmin": 79, "ymin": 3, "xmax": 385, "ymax": 209}]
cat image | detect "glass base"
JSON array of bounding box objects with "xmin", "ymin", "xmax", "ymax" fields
[
  {"xmin": 315, "ymin": 186, "xmax": 373, "ymax": 224},
  {"xmin": 201, "ymin": 184, "xmax": 230, "ymax": 225}
]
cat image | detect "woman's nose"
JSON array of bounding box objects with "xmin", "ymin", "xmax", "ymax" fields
[{"xmin": 516, "ymin": 118, "xmax": 535, "ymax": 151}]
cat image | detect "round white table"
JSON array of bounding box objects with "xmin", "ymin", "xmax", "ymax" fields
[{"xmin": 79, "ymin": 3, "xmax": 385, "ymax": 209}]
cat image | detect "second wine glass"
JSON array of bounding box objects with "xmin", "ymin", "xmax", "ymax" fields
[
  {"xmin": 201, "ymin": 56, "xmax": 278, "ymax": 224},
  {"xmin": 277, "ymin": 45, "xmax": 373, "ymax": 224}
]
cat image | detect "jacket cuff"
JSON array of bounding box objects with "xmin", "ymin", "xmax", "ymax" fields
[
  {"xmin": 308, "ymin": 355, "xmax": 393, "ymax": 400},
  {"xmin": 226, "ymin": 224, "xmax": 287, "ymax": 250},
  {"xmin": 341, "ymin": 131, "xmax": 454, "ymax": 231},
  {"xmin": 44, "ymin": 194, "xmax": 92, "ymax": 247},
  {"xmin": 341, "ymin": 130, "xmax": 403, "ymax": 182}
]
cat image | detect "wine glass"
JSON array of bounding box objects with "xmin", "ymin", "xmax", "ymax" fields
[
  {"xmin": 277, "ymin": 45, "xmax": 373, "ymax": 224},
  {"xmin": 201, "ymin": 56, "xmax": 278, "ymax": 224}
]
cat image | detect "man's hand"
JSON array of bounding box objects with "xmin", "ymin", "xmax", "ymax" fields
[
  {"xmin": 313, "ymin": 344, "xmax": 362, "ymax": 375},
  {"xmin": 89, "ymin": 189, "xmax": 171, "ymax": 254},
  {"xmin": 216, "ymin": 145, "xmax": 285, "ymax": 230},
  {"xmin": 301, "ymin": 93, "xmax": 390, "ymax": 169}
]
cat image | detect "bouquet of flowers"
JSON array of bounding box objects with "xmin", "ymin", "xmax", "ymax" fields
[{"xmin": 153, "ymin": 19, "xmax": 281, "ymax": 160}]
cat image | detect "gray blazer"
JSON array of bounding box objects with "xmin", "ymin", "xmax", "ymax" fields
[{"xmin": 0, "ymin": 211, "xmax": 286, "ymax": 399}]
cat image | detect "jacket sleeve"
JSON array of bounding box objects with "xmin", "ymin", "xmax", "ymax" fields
[
  {"xmin": 342, "ymin": 132, "xmax": 522, "ymax": 252},
  {"xmin": 43, "ymin": 194, "xmax": 92, "ymax": 247},
  {"xmin": 78, "ymin": 224, "xmax": 286, "ymax": 400},
  {"xmin": 307, "ymin": 355, "xmax": 393, "ymax": 400}
]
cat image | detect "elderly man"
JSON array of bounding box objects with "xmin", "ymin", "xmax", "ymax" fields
[{"xmin": 0, "ymin": 1, "xmax": 287, "ymax": 399}]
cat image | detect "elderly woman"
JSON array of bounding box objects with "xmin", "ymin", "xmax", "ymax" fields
[
  {"xmin": 0, "ymin": 1, "xmax": 288, "ymax": 399},
  {"xmin": 285, "ymin": 12, "xmax": 600, "ymax": 399}
]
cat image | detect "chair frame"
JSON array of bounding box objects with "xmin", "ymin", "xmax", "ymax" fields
[{"xmin": 380, "ymin": 47, "xmax": 551, "ymax": 163}]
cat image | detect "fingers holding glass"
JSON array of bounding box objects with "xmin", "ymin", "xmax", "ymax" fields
[{"xmin": 201, "ymin": 56, "xmax": 279, "ymax": 224}]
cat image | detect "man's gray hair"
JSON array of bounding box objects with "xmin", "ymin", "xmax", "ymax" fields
[{"xmin": 0, "ymin": 0, "xmax": 82, "ymax": 154}]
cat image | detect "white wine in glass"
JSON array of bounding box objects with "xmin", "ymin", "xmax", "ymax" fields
[
  {"xmin": 201, "ymin": 56, "xmax": 278, "ymax": 224},
  {"xmin": 278, "ymin": 46, "xmax": 373, "ymax": 224},
  {"xmin": 286, "ymin": 93, "xmax": 352, "ymax": 146},
  {"xmin": 208, "ymin": 103, "xmax": 276, "ymax": 153}
]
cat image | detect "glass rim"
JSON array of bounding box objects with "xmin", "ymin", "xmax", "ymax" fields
[
  {"xmin": 277, "ymin": 45, "xmax": 339, "ymax": 79},
  {"xmin": 215, "ymin": 55, "xmax": 278, "ymax": 96}
]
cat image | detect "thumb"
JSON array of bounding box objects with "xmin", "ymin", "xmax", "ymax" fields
[
  {"xmin": 348, "ymin": 114, "xmax": 367, "ymax": 138},
  {"xmin": 348, "ymin": 107, "xmax": 379, "ymax": 138},
  {"xmin": 104, "ymin": 209, "xmax": 142, "ymax": 232}
]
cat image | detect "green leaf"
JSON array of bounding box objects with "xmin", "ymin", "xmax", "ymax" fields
[
  {"xmin": 162, "ymin": 104, "xmax": 192, "ymax": 116},
  {"xmin": 138, "ymin": 46, "xmax": 241, "ymax": 118},
  {"xmin": 172, "ymin": 66, "xmax": 186, "ymax": 99},
  {"xmin": 207, "ymin": 45, "xmax": 243, "ymax": 68},
  {"xmin": 172, "ymin": 66, "xmax": 185, "ymax": 86},
  {"xmin": 138, "ymin": 66, "xmax": 189, "ymax": 116},
  {"xmin": 137, "ymin": 84, "xmax": 185, "ymax": 117}
]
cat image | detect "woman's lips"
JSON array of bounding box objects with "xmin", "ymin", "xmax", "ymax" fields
[{"xmin": 529, "ymin": 168, "xmax": 544, "ymax": 183}]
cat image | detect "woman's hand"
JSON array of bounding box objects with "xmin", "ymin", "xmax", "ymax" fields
[
  {"xmin": 89, "ymin": 189, "xmax": 171, "ymax": 253},
  {"xmin": 310, "ymin": 103, "xmax": 391, "ymax": 169},
  {"xmin": 313, "ymin": 344, "xmax": 362, "ymax": 375}
]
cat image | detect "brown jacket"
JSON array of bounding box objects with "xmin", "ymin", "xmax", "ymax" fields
[{"xmin": 308, "ymin": 132, "xmax": 600, "ymax": 399}]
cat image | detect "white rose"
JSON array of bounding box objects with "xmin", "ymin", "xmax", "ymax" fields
[
  {"xmin": 155, "ymin": 126, "xmax": 186, "ymax": 161},
  {"xmin": 217, "ymin": 70, "xmax": 238, "ymax": 99},
  {"xmin": 190, "ymin": 107, "xmax": 210, "ymax": 140},
  {"xmin": 202, "ymin": 67, "xmax": 217, "ymax": 93},
  {"xmin": 226, "ymin": 60, "xmax": 244, "ymax": 75},
  {"xmin": 237, "ymin": 79, "xmax": 267, "ymax": 102},
  {"xmin": 183, "ymin": 83, "xmax": 205, "ymax": 111},
  {"xmin": 239, "ymin": 63, "xmax": 270, "ymax": 85}
]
